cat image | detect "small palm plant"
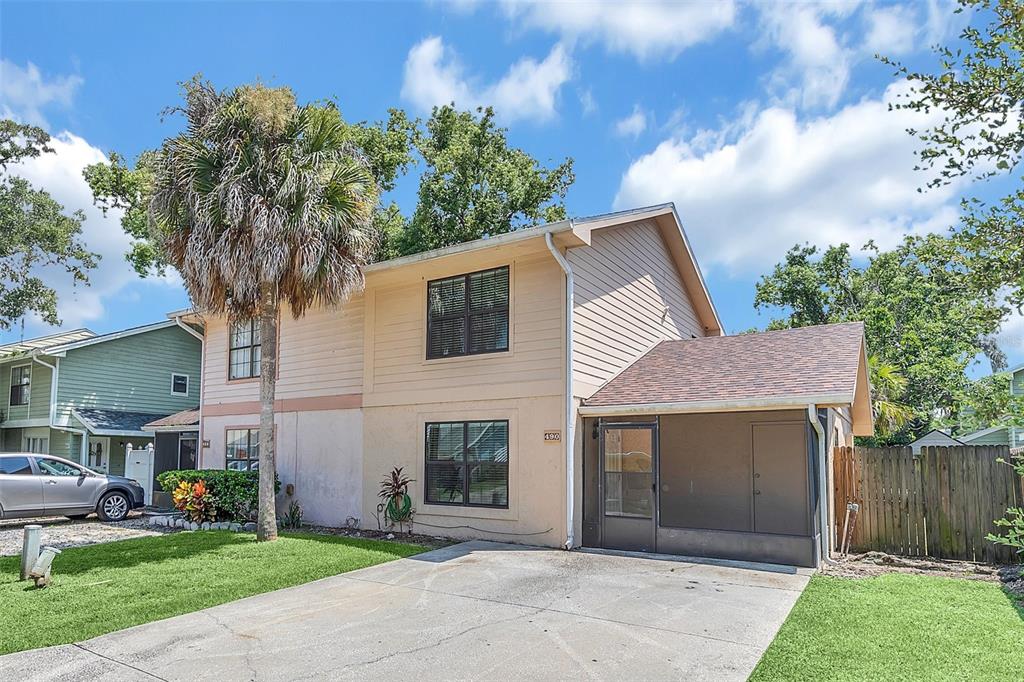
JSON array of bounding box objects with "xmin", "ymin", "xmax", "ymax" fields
[
  {"xmin": 378, "ymin": 467, "xmax": 414, "ymax": 529},
  {"xmin": 869, "ymin": 356, "xmax": 914, "ymax": 439}
]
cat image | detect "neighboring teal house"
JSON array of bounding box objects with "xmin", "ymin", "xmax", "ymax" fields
[
  {"xmin": 960, "ymin": 363, "xmax": 1024, "ymax": 452},
  {"xmin": 0, "ymin": 319, "xmax": 202, "ymax": 476}
]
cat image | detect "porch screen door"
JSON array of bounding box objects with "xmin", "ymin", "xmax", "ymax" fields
[{"xmin": 600, "ymin": 423, "xmax": 656, "ymax": 552}]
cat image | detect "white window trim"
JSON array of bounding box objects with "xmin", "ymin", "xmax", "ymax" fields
[
  {"xmin": 8, "ymin": 363, "xmax": 31, "ymax": 411},
  {"xmin": 171, "ymin": 372, "xmax": 190, "ymax": 396}
]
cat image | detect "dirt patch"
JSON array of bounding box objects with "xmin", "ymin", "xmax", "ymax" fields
[
  {"xmin": 300, "ymin": 524, "xmax": 453, "ymax": 550},
  {"xmin": 822, "ymin": 551, "xmax": 1005, "ymax": 582}
]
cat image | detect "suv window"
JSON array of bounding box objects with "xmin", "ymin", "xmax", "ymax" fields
[
  {"xmin": 0, "ymin": 456, "xmax": 32, "ymax": 475},
  {"xmin": 36, "ymin": 458, "xmax": 82, "ymax": 477}
]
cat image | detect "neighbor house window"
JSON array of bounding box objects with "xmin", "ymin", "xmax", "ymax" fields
[
  {"xmin": 229, "ymin": 320, "xmax": 261, "ymax": 379},
  {"xmin": 226, "ymin": 429, "xmax": 259, "ymax": 471},
  {"xmin": 424, "ymin": 420, "xmax": 508, "ymax": 508},
  {"xmin": 426, "ymin": 266, "xmax": 509, "ymax": 359},
  {"xmin": 9, "ymin": 365, "xmax": 30, "ymax": 406},
  {"xmin": 171, "ymin": 373, "xmax": 189, "ymax": 395}
]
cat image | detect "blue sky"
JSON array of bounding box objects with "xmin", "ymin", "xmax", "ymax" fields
[{"xmin": 2, "ymin": 0, "xmax": 1021, "ymax": 369}]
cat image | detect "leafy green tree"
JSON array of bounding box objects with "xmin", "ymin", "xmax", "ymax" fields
[
  {"xmin": 0, "ymin": 120, "xmax": 98, "ymax": 331},
  {"xmin": 85, "ymin": 108, "xmax": 414, "ymax": 275},
  {"xmin": 949, "ymin": 372, "xmax": 1024, "ymax": 433},
  {"xmin": 755, "ymin": 236, "xmax": 1005, "ymax": 442},
  {"xmin": 149, "ymin": 78, "xmax": 378, "ymax": 541},
  {"xmin": 884, "ymin": 0, "xmax": 1024, "ymax": 308},
  {"xmin": 868, "ymin": 357, "xmax": 915, "ymax": 439},
  {"xmin": 395, "ymin": 105, "xmax": 574, "ymax": 257}
]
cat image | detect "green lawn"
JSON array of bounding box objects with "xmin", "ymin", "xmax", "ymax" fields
[
  {"xmin": 0, "ymin": 531, "xmax": 425, "ymax": 656},
  {"xmin": 752, "ymin": 573, "xmax": 1024, "ymax": 681}
]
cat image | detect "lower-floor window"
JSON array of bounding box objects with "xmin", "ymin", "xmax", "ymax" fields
[
  {"xmin": 425, "ymin": 420, "xmax": 508, "ymax": 508},
  {"xmin": 25, "ymin": 437, "xmax": 48, "ymax": 454},
  {"xmin": 226, "ymin": 429, "xmax": 260, "ymax": 471}
]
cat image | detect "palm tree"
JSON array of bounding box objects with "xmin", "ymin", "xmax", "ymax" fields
[
  {"xmin": 869, "ymin": 356, "xmax": 914, "ymax": 439},
  {"xmin": 150, "ymin": 78, "xmax": 377, "ymax": 541}
]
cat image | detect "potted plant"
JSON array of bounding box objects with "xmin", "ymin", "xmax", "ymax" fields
[{"xmin": 378, "ymin": 466, "xmax": 414, "ymax": 531}]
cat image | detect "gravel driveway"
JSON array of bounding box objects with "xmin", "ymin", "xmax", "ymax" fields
[{"xmin": 0, "ymin": 514, "xmax": 174, "ymax": 556}]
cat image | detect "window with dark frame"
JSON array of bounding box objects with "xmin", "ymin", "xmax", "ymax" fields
[
  {"xmin": 9, "ymin": 365, "xmax": 30, "ymax": 406},
  {"xmin": 229, "ymin": 320, "xmax": 262, "ymax": 380},
  {"xmin": 427, "ymin": 266, "xmax": 509, "ymax": 359},
  {"xmin": 424, "ymin": 420, "xmax": 509, "ymax": 508},
  {"xmin": 225, "ymin": 429, "xmax": 260, "ymax": 471},
  {"xmin": 171, "ymin": 373, "xmax": 189, "ymax": 395}
]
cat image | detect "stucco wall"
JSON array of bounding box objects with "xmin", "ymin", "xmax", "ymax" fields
[
  {"xmin": 362, "ymin": 396, "xmax": 566, "ymax": 546},
  {"xmin": 202, "ymin": 409, "xmax": 363, "ymax": 527}
]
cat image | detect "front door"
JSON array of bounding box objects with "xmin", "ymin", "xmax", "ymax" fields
[
  {"xmin": 178, "ymin": 435, "xmax": 198, "ymax": 469},
  {"xmin": 600, "ymin": 422, "xmax": 657, "ymax": 552}
]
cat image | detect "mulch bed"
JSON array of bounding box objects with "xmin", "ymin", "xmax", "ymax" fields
[
  {"xmin": 823, "ymin": 551, "xmax": 1024, "ymax": 604},
  {"xmin": 299, "ymin": 524, "xmax": 453, "ymax": 550}
]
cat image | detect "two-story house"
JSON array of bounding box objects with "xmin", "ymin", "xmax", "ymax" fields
[
  {"xmin": 190, "ymin": 203, "xmax": 872, "ymax": 567},
  {"xmin": 960, "ymin": 362, "xmax": 1024, "ymax": 451},
  {"xmin": 0, "ymin": 320, "xmax": 202, "ymax": 476}
]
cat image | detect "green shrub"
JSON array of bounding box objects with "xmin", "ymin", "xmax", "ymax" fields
[{"xmin": 157, "ymin": 469, "xmax": 279, "ymax": 522}]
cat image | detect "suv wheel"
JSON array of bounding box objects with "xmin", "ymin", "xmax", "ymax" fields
[{"xmin": 97, "ymin": 491, "xmax": 130, "ymax": 522}]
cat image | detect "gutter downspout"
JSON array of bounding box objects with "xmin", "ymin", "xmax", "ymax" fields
[
  {"xmin": 31, "ymin": 355, "xmax": 59, "ymax": 426},
  {"xmin": 546, "ymin": 231, "xmax": 576, "ymax": 551},
  {"xmin": 808, "ymin": 404, "xmax": 836, "ymax": 566},
  {"xmin": 172, "ymin": 315, "xmax": 205, "ymax": 464}
]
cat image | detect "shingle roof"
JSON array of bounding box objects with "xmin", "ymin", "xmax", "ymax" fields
[
  {"xmin": 0, "ymin": 329, "xmax": 95, "ymax": 357},
  {"xmin": 73, "ymin": 408, "xmax": 171, "ymax": 435},
  {"xmin": 584, "ymin": 322, "xmax": 866, "ymax": 408},
  {"xmin": 143, "ymin": 408, "xmax": 200, "ymax": 430}
]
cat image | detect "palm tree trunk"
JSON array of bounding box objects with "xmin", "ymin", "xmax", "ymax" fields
[{"xmin": 256, "ymin": 281, "xmax": 279, "ymax": 542}]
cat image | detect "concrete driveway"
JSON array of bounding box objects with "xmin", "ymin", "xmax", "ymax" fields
[{"xmin": 0, "ymin": 541, "xmax": 810, "ymax": 681}]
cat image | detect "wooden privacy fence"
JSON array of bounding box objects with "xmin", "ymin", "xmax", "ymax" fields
[{"xmin": 833, "ymin": 446, "xmax": 1023, "ymax": 564}]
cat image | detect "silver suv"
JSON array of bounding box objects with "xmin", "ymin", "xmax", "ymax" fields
[{"xmin": 0, "ymin": 454, "xmax": 145, "ymax": 522}]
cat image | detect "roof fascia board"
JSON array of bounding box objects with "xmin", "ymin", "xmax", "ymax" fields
[
  {"xmin": 578, "ymin": 393, "xmax": 853, "ymax": 417},
  {"xmin": 45, "ymin": 320, "xmax": 178, "ymax": 354},
  {"xmin": 363, "ymin": 219, "xmax": 583, "ymax": 274}
]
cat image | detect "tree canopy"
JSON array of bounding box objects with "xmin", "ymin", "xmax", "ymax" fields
[
  {"xmin": 86, "ymin": 103, "xmax": 574, "ymax": 271},
  {"xmin": 0, "ymin": 120, "xmax": 97, "ymax": 331},
  {"xmin": 754, "ymin": 236, "xmax": 1006, "ymax": 442},
  {"xmin": 884, "ymin": 0, "xmax": 1024, "ymax": 309}
]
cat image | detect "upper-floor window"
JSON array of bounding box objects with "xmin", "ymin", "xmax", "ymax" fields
[
  {"xmin": 9, "ymin": 365, "xmax": 30, "ymax": 406},
  {"xmin": 229, "ymin": 320, "xmax": 261, "ymax": 380},
  {"xmin": 427, "ymin": 266, "xmax": 509, "ymax": 359},
  {"xmin": 171, "ymin": 373, "xmax": 189, "ymax": 396}
]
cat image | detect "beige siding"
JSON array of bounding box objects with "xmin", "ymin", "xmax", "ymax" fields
[
  {"xmin": 569, "ymin": 219, "xmax": 706, "ymax": 397},
  {"xmin": 202, "ymin": 296, "xmax": 365, "ymax": 406},
  {"xmin": 363, "ymin": 254, "xmax": 564, "ymax": 407}
]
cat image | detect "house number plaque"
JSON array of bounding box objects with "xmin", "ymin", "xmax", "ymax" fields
[{"xmin": 543, "ymin": 430, "xmax": 562, "ymax": 443}]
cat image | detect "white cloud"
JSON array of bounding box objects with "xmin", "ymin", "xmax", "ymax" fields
[
  {"xmin": 998, "ymin": 299, "xmax": 1024, "ymax": 356},
  {"xmin": 499, "ymin": 0, "xmax": 737, "ymax": 60},
  {"xmin": 0, "ymin": 60, "xmax": 83, "ymax": 127},
  {"xmin": 8, "ymin": 132, "xmax": 180, "ymax": 331},
  {"xmin": 757, "ymin": 4, "xmax": 853, "ymax": 109},
  {"xmin": 614, "ymin": 82, "xmax": 963, "ymax": 274},
  {"xmin": 864, "ymin": 4, "xmax": 918, "ymax": 56},
  {"xmin": 578, "ymin": 87, "xmax": 597, "ymax": 116},
  {"xmin": 401, "ymin": 36, "xmax": 572, "ymax": 123},
  {"xmin": 614, "ymin": 104, "xmax": 647, "ymax": 138}
]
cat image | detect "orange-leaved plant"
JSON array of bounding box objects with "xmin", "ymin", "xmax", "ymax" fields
[{"xmin": 172, "ymin": 479, "xmax": 218, "ymax": 523}]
